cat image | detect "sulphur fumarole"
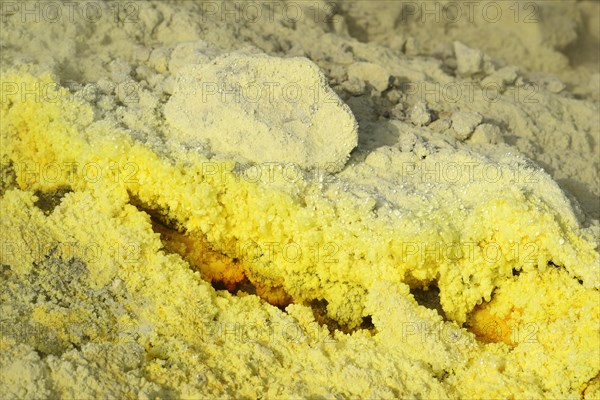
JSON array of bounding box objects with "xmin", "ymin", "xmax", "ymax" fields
[{"xmin": 1, "ymin": 1, "xmax": 599, "ymax": 398}]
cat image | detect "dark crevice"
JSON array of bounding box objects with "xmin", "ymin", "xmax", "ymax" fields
[
  {"xmin": 360, "ymin": 315, "xmax": 374, "ymax": 330},
  {"xmin": 307, "ymin": 298, "xmax": 375, "ymax": 335},
  {"xmin": 410, "ymin": 283, "xmax": 446, "ymax": 320},
  {"xmin": 308, "ymin": 299, "xmax": 343, "ymax": 333},
  {"xmin": 128, "ymin": 197, "xmax": 377, "ymax": 334},
  {"xmin": 234, "ymin": 279, "xmax": 257, "ymax": 296},
  {"xmin": 128, "ymin": 193, "xmax": 184, "ymax": 232},
  {"xmin": 211, "ymin": 281, "xmax": 228, "ymax": 291},
  {"xmin": 33, "ymin": 187, "xmax": 72, "ymax": 214},
  {"xmin": 137, "ymin": 200, "xmax": 294, "ymax": 308}
]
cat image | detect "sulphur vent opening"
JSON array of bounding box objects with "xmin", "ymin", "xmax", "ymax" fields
[
  {"xmin": 132, "ymin": 196, "xmax": 295, "ymax": 309},
  {"xmin": 129, "ymin": 197, "xmax": 380, "ymax": 334},
  {"xmin": 410, "ymin": 282, "xmax": 446, "ymax": 320}
]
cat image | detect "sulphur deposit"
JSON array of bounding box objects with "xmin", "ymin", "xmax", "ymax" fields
[{"xmin": 0, "ymin": 1, "xmax": 599, "ymax": 399}]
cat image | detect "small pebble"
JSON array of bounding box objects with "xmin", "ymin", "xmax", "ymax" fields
[
  {"xmin": 454, "ymin": 41, "xmax": 483, "ymax": 76},
  {"xmin": 410, "ymin": 101, "xmax": 433, "ymax": 126},
  {"xmin": 469, "ymin": 123, "xmax": 502, "ymax": 144},
  {"xmin": 451, "ymin": 111, "xmax": 483, "ymax": 140},
  {"xmin": 429, "ymin": 118, "xmax": 452, "ymax": 133},
  {"xmin": 347, "ymin": 62, "xmax": 391, "ymax": 92}
]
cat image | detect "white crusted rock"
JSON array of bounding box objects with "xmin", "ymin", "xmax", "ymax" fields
[{"xmin": 164, "ymin": 52, "xmax": 358, "ymax": 172}]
